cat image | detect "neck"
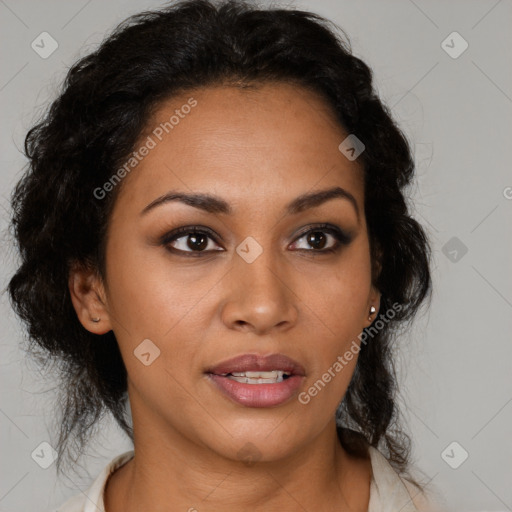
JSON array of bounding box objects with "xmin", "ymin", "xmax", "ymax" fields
[{"xmin": 105, "ymin": 400, "xmax": 371, "ymax": 512}]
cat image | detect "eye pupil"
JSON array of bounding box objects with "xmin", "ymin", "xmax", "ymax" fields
[
  {"xmin": 307, "ymin": 231, "xmax": 327, "ymax": 250},
  {"xmin": 188, "ymin": 233, "xmax": 208, "ymax": 251}
]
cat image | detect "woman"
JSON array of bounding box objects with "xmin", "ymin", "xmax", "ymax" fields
[{"xmin": 8, "ymin": 0, "xmax": 441, "ymax": 510}]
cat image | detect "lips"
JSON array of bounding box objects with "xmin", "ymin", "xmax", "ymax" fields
[
  {"xmin": 205, "ymin": 353, "xmax": 306, "ymax": 407},
  {"xmin": 206, "ymin": 353, "xmax": 306, "ymax": 377}
]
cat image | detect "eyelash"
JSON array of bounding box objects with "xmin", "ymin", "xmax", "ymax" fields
[{"xmin": 160, "ymin": 223, "xmax": 352, "ymax": 258}]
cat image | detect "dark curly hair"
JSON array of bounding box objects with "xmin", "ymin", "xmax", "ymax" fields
[{"xmin": 7, "ymin": 0, "xmax": 432, "ymax": 483}]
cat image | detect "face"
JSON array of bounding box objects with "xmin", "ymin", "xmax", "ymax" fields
[{"xmin": 72, "ymin": 82, "xmax": 380, "ymax": 464}]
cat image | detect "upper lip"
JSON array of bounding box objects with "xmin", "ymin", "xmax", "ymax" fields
[{"xmin": 206, "ymin": 353, "xmax": 306, "ymax": 376}]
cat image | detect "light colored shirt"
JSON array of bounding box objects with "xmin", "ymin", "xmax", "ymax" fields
[{"xmin": 54, "ymin": 446, "xmax": 432, "ymax": 511}]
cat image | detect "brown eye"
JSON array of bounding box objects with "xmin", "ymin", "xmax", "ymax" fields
[
  {"xmin": 162, "ymin": 226, "xmax": 223, "ymax": 256},
  {"xmin": 179, "ymin": 232, "xmax": 209, "ymax": 251},
  {"xmin": 290, "ymin": 224, "xmax": 352, "ymax": 253},
  {"xmin": 305, "ymin": 231, "xmax": 329, "ymax": 250}
]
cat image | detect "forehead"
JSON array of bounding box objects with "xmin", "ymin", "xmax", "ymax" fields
[{"xmin": 113, "ymin": 82, "xmax": 364, "ymax": 216}]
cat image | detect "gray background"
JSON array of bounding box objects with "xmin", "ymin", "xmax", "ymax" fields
[{"xmin": 1, "ymin": 1, "xmax": 511, "ymax": 511}]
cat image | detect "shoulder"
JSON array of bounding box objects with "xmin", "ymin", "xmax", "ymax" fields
[
  {"xmin": 367, "ymin": 446, "xmax": 443, "ymax": 512},
  {"xmin": 55, "ymin": 493, "xmax": 85, "ymax": 512},
  {"xmin": 401, "ymin": 477, "xmax": 443, "ymax": 512},
  {"xmin": 53, "ymin": 450, "xmax": 135, "ymax": 512}
]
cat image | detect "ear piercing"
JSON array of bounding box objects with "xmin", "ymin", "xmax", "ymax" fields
[{"xmin": 91, "ymin": 317, "xmax": 100, "ymax": 323}]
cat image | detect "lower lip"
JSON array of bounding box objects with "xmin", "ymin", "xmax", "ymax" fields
[{"xmin": 207, "ymin": 374, "xmax": 305, "ymax": 407}]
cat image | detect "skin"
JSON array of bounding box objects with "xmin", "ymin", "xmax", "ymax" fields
[{"xmin": 69, "ymin": 82, "xmax": 381, "ymax": 512}]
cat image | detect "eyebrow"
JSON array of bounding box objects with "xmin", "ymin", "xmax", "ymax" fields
[{"xmin": 140, "ymin": 185, "xmax": 360, "ymax": 220}]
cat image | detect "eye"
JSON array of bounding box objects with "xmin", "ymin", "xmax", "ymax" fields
[
  {"xmin": 290, "ymin": 224, "xmax": 352, "ymax": 254},
  {"xmin": 162, "ymin": 226, "xmax": 223, "ymax": 257},
  {"xmin": 161, "ymin": 223, "xmax": 352, "ymax": 257}
]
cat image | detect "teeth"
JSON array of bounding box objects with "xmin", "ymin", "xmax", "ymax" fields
[
  {"xmin": 230, "ymin": 371, "xmax": 290, "ymax": 378},
  {"xmin": 226, "ymin": 370, "xmax": 290, "ymax": 384}
]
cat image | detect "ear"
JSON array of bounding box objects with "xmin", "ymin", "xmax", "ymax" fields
[
  {"xmin": 364, "ymin": 240, "xmax": 382, "ymax": 326},
  {"xmin": 68, "ymin": 262, "xmax": 112, "ymax": 335},
  {"xmin": 365, "ymin": 284, "xmax": 381, "ymax": 328}
]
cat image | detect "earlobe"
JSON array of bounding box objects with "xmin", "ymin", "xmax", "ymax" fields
[
  {"xmin": 367, "ymin": 287, "xmax": 381, "ymax": 325},
  {"xmin": 68, "ymin": 264, "xmax": 112, "ymax": 335}
]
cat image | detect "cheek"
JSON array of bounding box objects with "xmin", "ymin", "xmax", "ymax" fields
[
  {"xmin": 104, "ymin": 233, "xmax": 199, "ymax": 335},
  {"xmin": 306, "ymin": 253, "xmax": 372, "ymax": 331},
  {"xmin": 103, "ymin": 234, "xmax": 215, "ymax": 381},
  {"xmin": 298, "ymin": 248, "xmax": 371, "ymax": 403}
]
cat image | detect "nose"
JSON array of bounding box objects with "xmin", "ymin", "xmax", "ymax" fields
[{"xmin": 220, "ymin": 246, "xmax": 299, "ymax": 335}]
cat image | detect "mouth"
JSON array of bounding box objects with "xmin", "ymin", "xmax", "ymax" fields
[
  {"xmin": 205, "ymin": 353, "xmax": 306, "ymax": 407},
  {"xmin": 206, "ymin": 353, "xmax": 306, "ymax": 377},
  {"xmin": 216, "ymin": 370, "xmax": 293, "ymax": 384}
]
